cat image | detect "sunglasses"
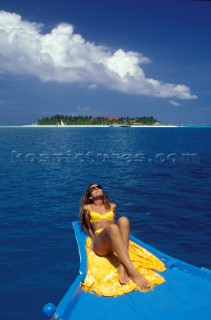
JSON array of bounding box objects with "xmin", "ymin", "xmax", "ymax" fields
[{"xmin": 89, "ymin": 185, "xmax": 102, "ymax": 193}]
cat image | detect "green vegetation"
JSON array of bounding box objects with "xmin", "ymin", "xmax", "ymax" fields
[{"xmin": 37, "ymin": 115, "xmax": 160, "ymax": 126}]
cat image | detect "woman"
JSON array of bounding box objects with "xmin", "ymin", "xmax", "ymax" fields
[{"xmin": 80, "ymin": 183, "xmax": 151, "ymax": 290}]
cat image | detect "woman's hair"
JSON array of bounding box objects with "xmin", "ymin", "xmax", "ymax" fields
[{"xmin": 79, "ymin": 183, "xmax": 110, "ymax": 232}]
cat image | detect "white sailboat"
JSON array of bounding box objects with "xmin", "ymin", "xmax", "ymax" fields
[
  {"xmin": 60, "ymin": 120, "xmax": 65, "ymax": 126},
  {"xmin": 57, "ymin": 120, "xmax": 65, "ymax": 126}
]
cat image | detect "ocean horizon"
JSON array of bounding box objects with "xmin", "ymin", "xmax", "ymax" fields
[{"xmin": 1, "ymin": 124, "xmax": 211, "ymax": 128}]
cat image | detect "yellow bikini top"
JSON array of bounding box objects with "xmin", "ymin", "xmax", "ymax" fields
[{"xmin": 88, "ymin": 204, "xmax": 114, "ymax": 223}]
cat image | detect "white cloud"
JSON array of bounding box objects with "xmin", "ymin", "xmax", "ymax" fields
[
  {"xmin": 0, "ymin": 10, "xmax": 197, "ymax": 100},
  {"xmin": 169, "ymin": 100, "xmax": 182, "ymax": 106}
]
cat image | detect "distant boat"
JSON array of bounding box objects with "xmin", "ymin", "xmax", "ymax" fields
[
  {"xmin": 121, "ymin": 123, "xmax": 131, "ymax": 127},
  {"xmin": 57, "ymin": 120, "xmax": 65, "ymax": 126},
  {"xmin": 109, "ymin": 124, "xmax": 131, "ymax": 127},
  {"xmin": 43, "ymin": 221, "xmax": 211, "ymax": 320}
]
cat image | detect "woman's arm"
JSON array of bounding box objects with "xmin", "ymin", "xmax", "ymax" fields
[
  {"xmin": 111, "ymin": 203, "xmax": 117, "ymax": 221},
  {"xmin": 83, "ymin": 206, "xmax": 94, "ymax": 239}
]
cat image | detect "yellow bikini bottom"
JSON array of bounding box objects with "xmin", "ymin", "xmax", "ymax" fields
[
  {"xmin": 81, "ymin": 237, "xmax": 166, "ymax": 296},
  {"xmin": 94, "ymin": 228, "xmax": 104, "ymax": 234}
]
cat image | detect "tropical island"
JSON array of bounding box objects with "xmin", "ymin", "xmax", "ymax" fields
[{"xmin": 37, "ymin": 115, "xmax": 161, "ymax": 126}]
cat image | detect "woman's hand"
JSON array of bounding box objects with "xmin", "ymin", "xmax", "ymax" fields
[{"xmin": 90, "ymin": 241, "xmax": 94, "ymax": 251}]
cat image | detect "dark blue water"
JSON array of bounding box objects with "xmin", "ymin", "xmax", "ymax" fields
[{"xmin": 1, "ymin": 127, "xmax": 211, "ymax": 320}]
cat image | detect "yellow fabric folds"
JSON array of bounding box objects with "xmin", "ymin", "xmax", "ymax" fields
[{"xmin": 81, "ymin": 237, "xmax": 166, "ymax": 296}]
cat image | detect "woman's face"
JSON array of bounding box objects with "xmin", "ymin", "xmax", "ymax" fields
[{"xmin": 89, "ymin": 184, "xmax": 103, "ymax": 198}]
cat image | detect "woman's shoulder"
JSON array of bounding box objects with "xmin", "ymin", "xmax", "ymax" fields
[
  {"xmin": 82, "ymin": 204, "xmax": 90, "ymax": 218},
  {"xmin": 110, "ymin": 203, "xmax": 116, "ymax": 209},
  {"xmin": 83, "ymin": 204, "xmax": 91, "ymax": 212}
]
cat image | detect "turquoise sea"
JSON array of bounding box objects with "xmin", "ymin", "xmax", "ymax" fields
[{"xmin": 0, "ymin": 126, "xmax": 211, "ymax": 320}]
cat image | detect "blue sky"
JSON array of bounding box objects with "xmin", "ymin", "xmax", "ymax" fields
[{"xmin": 0, "ymin": 0, "xmax": 210, "ymax": 125}]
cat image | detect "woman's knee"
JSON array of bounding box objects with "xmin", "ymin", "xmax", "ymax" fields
[
  {"xmin": 118, "ymin": 216, "xmax": 130, "ymax": 228},
  {"xmin": 107, "ymin": 223, "xmax": 120, "ymax": 235}
]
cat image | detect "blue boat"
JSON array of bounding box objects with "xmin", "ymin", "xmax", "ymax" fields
[{"xmin": 43, "ymin": 221, "xmax": 211, "ymax": 320}]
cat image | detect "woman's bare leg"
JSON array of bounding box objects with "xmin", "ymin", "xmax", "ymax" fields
[
  {"xmin": 117, "ymin": 217, "xmax": 130, "ymax": 284},
  {"xmin": 93, "ymin": 223, "xmax": 150, "ymax": 289}
]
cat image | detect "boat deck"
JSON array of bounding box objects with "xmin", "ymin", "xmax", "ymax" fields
[{"xmin": 55, "ymin": 221, "xmax": 211, "ymax": 320}]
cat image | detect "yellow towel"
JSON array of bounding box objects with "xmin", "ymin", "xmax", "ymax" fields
[{"xmin": 82, "ymin": 237, "xmax": 166, "ymax": 296}]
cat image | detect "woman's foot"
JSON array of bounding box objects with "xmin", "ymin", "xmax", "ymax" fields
[
  {"xmin": 128, "ymin": 269, "xmax": 151, "ymax": 290},
  {"xmin": 118, "ymin": 263, "xmax": 130, "ymax": 285}
]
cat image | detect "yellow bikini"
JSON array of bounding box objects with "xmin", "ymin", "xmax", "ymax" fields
[
  {"xmin": 88, "ymin": 204, "xmax": 114, "ymax": 234},
  {"xmin": 94, "ymin": 228, "xmax": 104, "ymax": 234}
]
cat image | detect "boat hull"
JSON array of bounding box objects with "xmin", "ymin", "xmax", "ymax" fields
[{"xmin": 43, "ymin": 221, "xmax": 211, "ymax": 320}]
